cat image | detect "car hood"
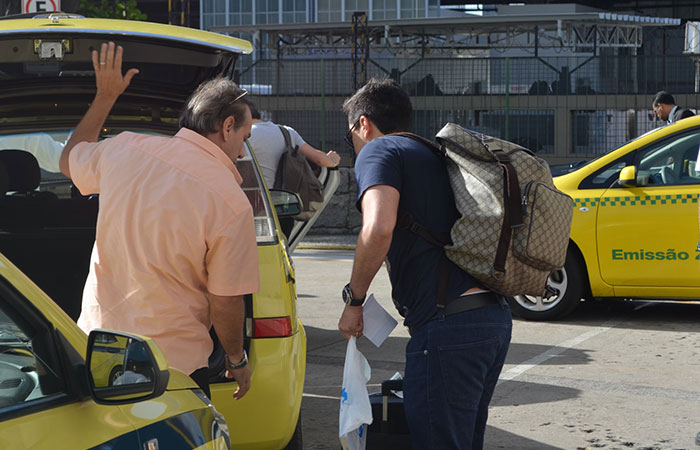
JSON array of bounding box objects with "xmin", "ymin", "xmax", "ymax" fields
[{"xmin": 0, "ymin": 15, "xmax": 252, "ymax": 134}]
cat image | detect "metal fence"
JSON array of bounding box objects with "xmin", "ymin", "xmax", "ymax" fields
[{"xmin": 238, "ymin": 55, "xmax": 700, "ymax": 165}]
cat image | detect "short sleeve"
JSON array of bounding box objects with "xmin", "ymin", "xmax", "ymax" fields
[
  {"xmin": 354, "ymin": 137, "xmax": 403, "ymax": 211},
  {"xmin": 68, "ymin": 137, "xmax": 116, "ymax": 195},
  {"xmin": 206, "ymin": 206, "xmax": 260, "ymax": 296},
  {"xmin": 285, "ymin": 126, "xmax": 307, "ymax": 148}
]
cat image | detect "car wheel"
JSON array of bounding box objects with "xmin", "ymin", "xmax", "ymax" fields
[
  {"xmin": 282, "ymin": 413, "xmax": 303, "ymax": 450},
  {"xmin": 108, "ymin": 365, "xmax": 123, "ymax": 386},
  {"xmin": 507, "ymin": 251, "xmax": 585, "ymax": 321}
]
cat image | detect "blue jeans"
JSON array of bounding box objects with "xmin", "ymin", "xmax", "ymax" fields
[{"xmin": 403, "ymin": 301, "xmax": 512, "ymax": 450}]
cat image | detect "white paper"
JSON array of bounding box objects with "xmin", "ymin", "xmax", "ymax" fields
[
  {"xmin": 389, "ymin": 371, "xmax": 404, "ymax": 399},
  {"xmin": 362, "ymin": 294, "xmax": 398, "ymax": 348}
]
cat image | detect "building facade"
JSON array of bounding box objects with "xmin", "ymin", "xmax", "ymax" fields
[{"xmin": 201, "ymin": 0, "xmax": 442, "ymax": 29}]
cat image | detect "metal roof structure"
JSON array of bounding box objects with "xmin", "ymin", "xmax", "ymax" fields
[{"xmin": 213, "ymin": 10, "xmax": 681, "ymax": 57}]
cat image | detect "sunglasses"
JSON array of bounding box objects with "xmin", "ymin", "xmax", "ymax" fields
[
  {"xmin": 344, "ymin": 117, "xmax": 362, "ymax": 151},
  {"xmin": 232, "ymin": 89, "xmax": 248, "ymax": 104}
]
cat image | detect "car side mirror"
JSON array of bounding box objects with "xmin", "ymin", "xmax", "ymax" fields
[
  {"xmin": 618, "ymin": 166, "xmax": 637, "ymax": 187},
  {"xmin": 270, "ymin": 189, "xmax": 302, "ymax": 218},
  {"xmin": 86, "ymin": 330, "xmax": 170, "ymax": 405}
]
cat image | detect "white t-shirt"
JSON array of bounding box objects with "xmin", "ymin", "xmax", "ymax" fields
[
  {"xmin": 247, "ymin": 121, "xmax": 306, "ymax": 187},
  {"xmin": 0, "ymin": 132, "xmax": 67, "ymax": 173}
]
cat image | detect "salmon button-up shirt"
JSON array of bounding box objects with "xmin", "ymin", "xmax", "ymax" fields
[{"xmin": 72, "ymin": 128, "xmax": 259, "ymax": 374}]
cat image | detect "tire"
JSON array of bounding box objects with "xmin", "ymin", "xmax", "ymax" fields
[
  {"xmin": 108, "ymin": 365, "xmax": 123, "ymax": 386},
  {"xmin": 507, "ymin": 250, "xmax": 585, "ymax": 321},
  {"xmin": 282, "ymin": 412, "xmax": 303, "ymax": 450}
]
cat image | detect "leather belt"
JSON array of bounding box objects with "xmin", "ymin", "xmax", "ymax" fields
[{"xmin": 442, "ymin": 292, "xmax": 501, "ymax": 316}]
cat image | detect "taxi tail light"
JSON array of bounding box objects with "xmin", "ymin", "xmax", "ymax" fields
[{"xmin": 251, "ymin": 316, "xmax": 293, "ymax": 338}]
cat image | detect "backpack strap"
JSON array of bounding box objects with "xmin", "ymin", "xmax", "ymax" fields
[
  {"xmin": 390, "ymin": 131, "xmax": 444, "ymax": 157},
  {"xmin": 492, "ymin": 150, "xmax": 524, "ymax": 278},
  {"xmin": 397, "ymin": 210, "xmax": 451, "ymax": 309},
  {"xmin": 396, "ymin": 209, "xmax": 451, "ymax": 248},
  {"xmin": 278, "ymin": 125, "xmax": 298, "ymax": 156}
]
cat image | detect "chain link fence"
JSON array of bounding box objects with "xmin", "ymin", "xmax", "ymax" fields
[{"xmin": 239, "ymin": 55, "xmax": 700, "ymax": 164}]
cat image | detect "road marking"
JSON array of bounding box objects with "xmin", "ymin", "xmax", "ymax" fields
[
  {"xmin": 499, "ymin": 319, "xmax": 621, "ymax": 383},
  {"xmin": 303, "ymin": 393, "xmax": 341, "ymax": 400}
]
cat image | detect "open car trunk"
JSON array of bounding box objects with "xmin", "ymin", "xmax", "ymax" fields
[{"xmin": 0, "ymin": 15, "xmax": 251, "ymax": 319}]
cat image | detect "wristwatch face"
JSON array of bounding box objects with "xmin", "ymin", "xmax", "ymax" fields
[
  {"xmin": 342, "ymin": 284, "xmax": 353, "ymax": 305},
  {"xmin": 342, "ymin": 284, "xmax": 363, "ymax": 306}
]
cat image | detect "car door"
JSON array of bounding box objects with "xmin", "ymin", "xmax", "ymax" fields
[
  {"xmin": 285, "ymin": 166, "xmax": 340, "ymax": 252},
  {"xmin": 0, "ymin": 274, "xmax": 140, "ymax": 449},
  {"xmin": 596, "ymin": 128, "xmax": 700, "ymax": 290}
]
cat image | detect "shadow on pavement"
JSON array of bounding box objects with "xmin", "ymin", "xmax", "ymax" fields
[
  {"xmin": 520, "ymin": 298, "xmax": 700, "ymax": 333},
  {"xmin": 492, "ymin": 379, "xmax": 580, "ymax": 407}
]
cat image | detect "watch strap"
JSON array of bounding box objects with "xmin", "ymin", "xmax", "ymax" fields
[
  {"xmin": 343, "ymin": 283, "xmax": 365, "ymax": 306},
  {"xmin": 226, "ymin": 350, "xmax": 248, "ymax": 370}
]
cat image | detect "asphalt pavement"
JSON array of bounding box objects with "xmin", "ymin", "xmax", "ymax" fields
[{"xmin": 293, "ymin": 247, "xmax": 700, "ymax": 450}]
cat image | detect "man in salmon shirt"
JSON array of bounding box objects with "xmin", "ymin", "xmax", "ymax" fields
[{"xmin": 58, "ymin": 42, "xmax": 259, "ymax": 399}]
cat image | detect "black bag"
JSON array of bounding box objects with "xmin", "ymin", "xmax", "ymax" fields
[
  {"xmin": 367, "ymin": 379, "xmax": 412, "ymax": 448},
  {"xmin": 273, "ymin": 125, "xmax": 324, "ymax": 221}
]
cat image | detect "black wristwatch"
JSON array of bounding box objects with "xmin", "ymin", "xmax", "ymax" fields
[
  {"xmin": 342, "ymin": 283, "xmax": 366, "ymax": 307},
  {"xmin": 226, "ymin": 350, "xmax": 248, "ymax": 370}
]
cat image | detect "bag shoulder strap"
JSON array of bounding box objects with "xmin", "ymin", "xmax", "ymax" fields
[
  {"xmin": 389, "ymin": 131, "xmax": 444, "ymax": 157},
  {"xmin": 389, "ymin": 132, "xmax": 459, "ymax": 309},
  {"xmin": 278, "ymin": 125, "xmax": 297, "ymax": 155},
  {"xmin": 491, "ymin": 150, "xmax": 524, "ymax": 277}
]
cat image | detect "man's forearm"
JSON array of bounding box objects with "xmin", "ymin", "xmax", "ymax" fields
[
  {"xmin": 59, "ymin": 42, "xmax": 139, "ymax": 178},
  {"xmin": 209, "ymin": 293, "xmax": 246, "ymax": 362},
  {"xmin": 59, "ymin": 94, "xmax": 118, "ymax": 177}
]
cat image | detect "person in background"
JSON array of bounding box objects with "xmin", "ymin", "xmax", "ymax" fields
[
  {"xmin": 652, "ymin": 91, "xmax": 695, "ymax": 124},
  {"xmin": 337, "ymin": 78, "xmax": 512, "ymax": 450},
  {"xmin": 0, "ymin": 132, "xmax": 67, "ymax": 173},
  {"xmin": 246, "ymin": 101, "xmax": 340, "ymax": 188},
  {"xmin": 59, "ymin": 42, "xmax": 259, "ymax": 399}
]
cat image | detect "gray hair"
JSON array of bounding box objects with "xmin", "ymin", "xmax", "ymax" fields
[{"xmin": 179, "ymin": 77, "xmax": 249, "ymax": 135}]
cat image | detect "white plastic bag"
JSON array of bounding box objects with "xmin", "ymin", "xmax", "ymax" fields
[{"xmin": 339, "ymin": 336, "xmax": 373, "ymax": 450}]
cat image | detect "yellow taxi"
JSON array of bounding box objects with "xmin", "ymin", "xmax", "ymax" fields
[
  {"xmin": 0, "ymin": 252, "xmax": 231, "ymax": 449},
  {"xmin": 508, "ymin": 115, "xmax": 700, "ymax": 320},
  {"xmin": 0, "ymin": 13, "xmax": 334, "ymax": 449}
]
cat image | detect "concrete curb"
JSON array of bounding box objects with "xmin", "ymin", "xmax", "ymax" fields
[
  {"xmin": 297, "ymin": 234, "xmax": 357, "ymax": 251},
  {"xmin": 296, "ymin": 243, "xmax": 356, "ymax": 250}
]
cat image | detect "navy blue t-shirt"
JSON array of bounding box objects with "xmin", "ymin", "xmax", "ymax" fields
[{"xmin": 355, "ymin": 135, "xmax": 479, "ymax": 328}]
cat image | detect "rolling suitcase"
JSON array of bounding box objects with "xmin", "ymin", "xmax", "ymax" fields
[{"xmin": 367, "ymin": 379, "xmax": 412, "ymax": 448}]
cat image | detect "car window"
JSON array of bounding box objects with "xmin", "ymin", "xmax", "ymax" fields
[
  {"xmin": 579, "ymin": 152, "xmax": 635, "ymax": 190},
  {"xmin": 0, "ymin": 279, "xmax": 66, "ymax": 413},
  {"xmin": 635, "ymin": 129, "xmax": 700, "ymax": 187}
]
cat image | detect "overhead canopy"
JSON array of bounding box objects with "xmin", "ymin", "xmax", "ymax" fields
[{"xmin": 213, "ymin": 10, "xmax": 681, "ymax": 55}]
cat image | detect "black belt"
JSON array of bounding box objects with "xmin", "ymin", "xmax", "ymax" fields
[
  {"xmin": 408, "ymin": 292, "xmax": 503, "ymax": 335},
  {"xmin": 442, "ymin": 292, "xmax": 501, "ymax": 316}
]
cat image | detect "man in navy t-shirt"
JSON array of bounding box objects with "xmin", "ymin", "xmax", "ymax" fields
[{"xmin": 338, "ymin": 78, "xmax": 512, "ymax": 450}]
